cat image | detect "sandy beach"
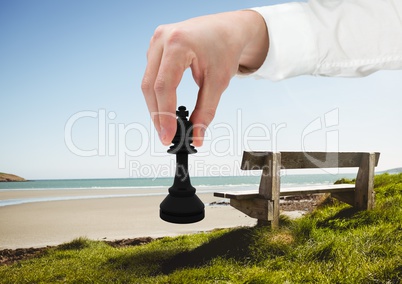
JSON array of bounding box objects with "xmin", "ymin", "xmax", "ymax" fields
[{"xmin": 0, "ymin": 190, "xmax": 256, "ymax": 249}]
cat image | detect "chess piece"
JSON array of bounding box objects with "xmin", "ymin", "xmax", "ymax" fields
[{"xmin": 159, "ymin": 106, "xmax": 205, "ymax": 224}]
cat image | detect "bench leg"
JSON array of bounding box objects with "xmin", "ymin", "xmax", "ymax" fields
[
  {"xmin": 258, "ymin": 152, "xmax": 281, "ymax": 228},
  {"xmin": 355, "ymin": 153, "xmax": 376, "ymax": 210}
]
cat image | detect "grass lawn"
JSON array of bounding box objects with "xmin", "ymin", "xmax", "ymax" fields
[{"xmin": 1, "ymin": 173, "xmax": 401, "ymax": 283}]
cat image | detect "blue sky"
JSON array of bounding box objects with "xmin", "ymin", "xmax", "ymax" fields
[{"xmin": 1, "ymin": 0, "xmax": 401, "ymax": 179}]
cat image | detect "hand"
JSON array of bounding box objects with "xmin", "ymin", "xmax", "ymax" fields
[{"xmin": 141, "ymin": 10, "xmax": 268, "ymax": 147}]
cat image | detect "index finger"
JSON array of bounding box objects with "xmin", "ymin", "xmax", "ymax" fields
[
  {"xmin": 141, "ymin": 33, "xmax": 164, "ymax": 133},
  {"xmin": 154, "ymin": 42, "xmax": 194, "ymax": 145}
]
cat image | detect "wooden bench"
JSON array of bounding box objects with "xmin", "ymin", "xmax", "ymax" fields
[{"xmin": 214, "ymin": 151, "xmax": 380, "ymax": 228}]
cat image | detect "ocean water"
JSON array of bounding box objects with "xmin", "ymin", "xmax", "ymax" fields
[
  {"xmin": 0, "ymin": 174, "xmax": 357, "ymax": 191},
  {"xmin": 0, "ymin": 173, "xmax": 356, "ymax": 207}
]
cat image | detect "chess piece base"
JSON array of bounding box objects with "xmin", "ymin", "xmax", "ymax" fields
[{"xmin": 160, "ymin": 194, "xmax": 205, "ymax": 224}]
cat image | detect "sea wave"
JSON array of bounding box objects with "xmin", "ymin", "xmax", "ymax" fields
[{"xmin": 0, "ymin": 192, "xmax": 168, "ymax": 207}]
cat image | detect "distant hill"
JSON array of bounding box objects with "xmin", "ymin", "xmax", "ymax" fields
[
  {"xmin": 0, "ymin": 172, "xmax": 26, "ymax": 182},
  {"xmin": 378, "ymin": 167, "xmax": 402, "ymax": 174}
]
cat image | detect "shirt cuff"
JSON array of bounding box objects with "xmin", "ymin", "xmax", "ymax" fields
[{"xmin": 247, "ymin": 3, "xmax": 317, "ymax": 81}]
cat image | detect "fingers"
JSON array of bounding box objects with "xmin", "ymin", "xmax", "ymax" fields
[
  {"xmin": 142, "ymin": 26, "xmax": 192, "ymax": 145},
  {"xmin": 190, "ymin": 70, "xmax": 231, "ymax": 147},
  {"xmin": 155, "ymin": 42, "xmax": 194, "ymax": 145}
]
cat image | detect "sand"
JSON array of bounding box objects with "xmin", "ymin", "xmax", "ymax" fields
[{"xmin": 0, "ymin": 190, "xmax": 256, "ymax": 249}]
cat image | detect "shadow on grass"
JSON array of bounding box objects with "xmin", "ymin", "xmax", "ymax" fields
[
  {"xmin": 327, "ymin": 207, "xmax": 358, "ymax": 220},
  {"xmin": 106, "ymin": 227, "xmax": 256, "ymax": 276},
  {"xmin": 159, "ymin": 227, "xmax": 254, "ymax": 274},
  {"xmin": 316, "ymin": 207, "xmax": 362, "ymax": 229}
]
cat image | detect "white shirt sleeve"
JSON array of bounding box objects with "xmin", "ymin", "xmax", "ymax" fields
[{"xmin": 247, "ymin": 0, "xmax": 402, "ymax": 81}]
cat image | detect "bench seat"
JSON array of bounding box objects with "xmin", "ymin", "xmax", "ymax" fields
[{"xmin": 214, "ymin": 184, "xmax": 355, "ymax": 200}]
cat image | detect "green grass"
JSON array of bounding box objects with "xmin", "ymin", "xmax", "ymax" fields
[{"xmin": 1, "ymin": 173, "xmax": 402, "ymax": 283}]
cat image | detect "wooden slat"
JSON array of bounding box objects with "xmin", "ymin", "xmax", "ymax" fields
[
  {"xmin": 241, "ymin": 151, "xmax": 380, "ymax": 170},
  {"xmin": 230, "ymin": 199, "xmax": 273, "ymax": 220},
  {"xmin": 241, "ymin": 151, "xmax": 271, "ymax": 170},
  {"xmin": 332, "ymin": 192, "xmax": 355, "ymax": 206},
  {"xmin": 280, "ymin": 184, "xmax": 355, "ymax": 196},
  {"xmin": 214, "ymin": 184, "xmax": 355, "ymax": 200},
  {"xmin": 214, "ymin": 190, "xmax": 259, "ymax": 200}
]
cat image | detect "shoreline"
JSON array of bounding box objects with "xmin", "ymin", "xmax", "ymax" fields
[
  {"xmin": 0, "ymin": 188, "xmax": 318, "ymax": 250},
  {"xmin": 0, "ymin": 191, "xmax": 256, "ymax": 250}
]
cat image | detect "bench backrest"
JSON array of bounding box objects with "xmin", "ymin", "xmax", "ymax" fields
[{"xmin": 241, "ymin": 151, "xmax": 380, "ymax": 170}]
